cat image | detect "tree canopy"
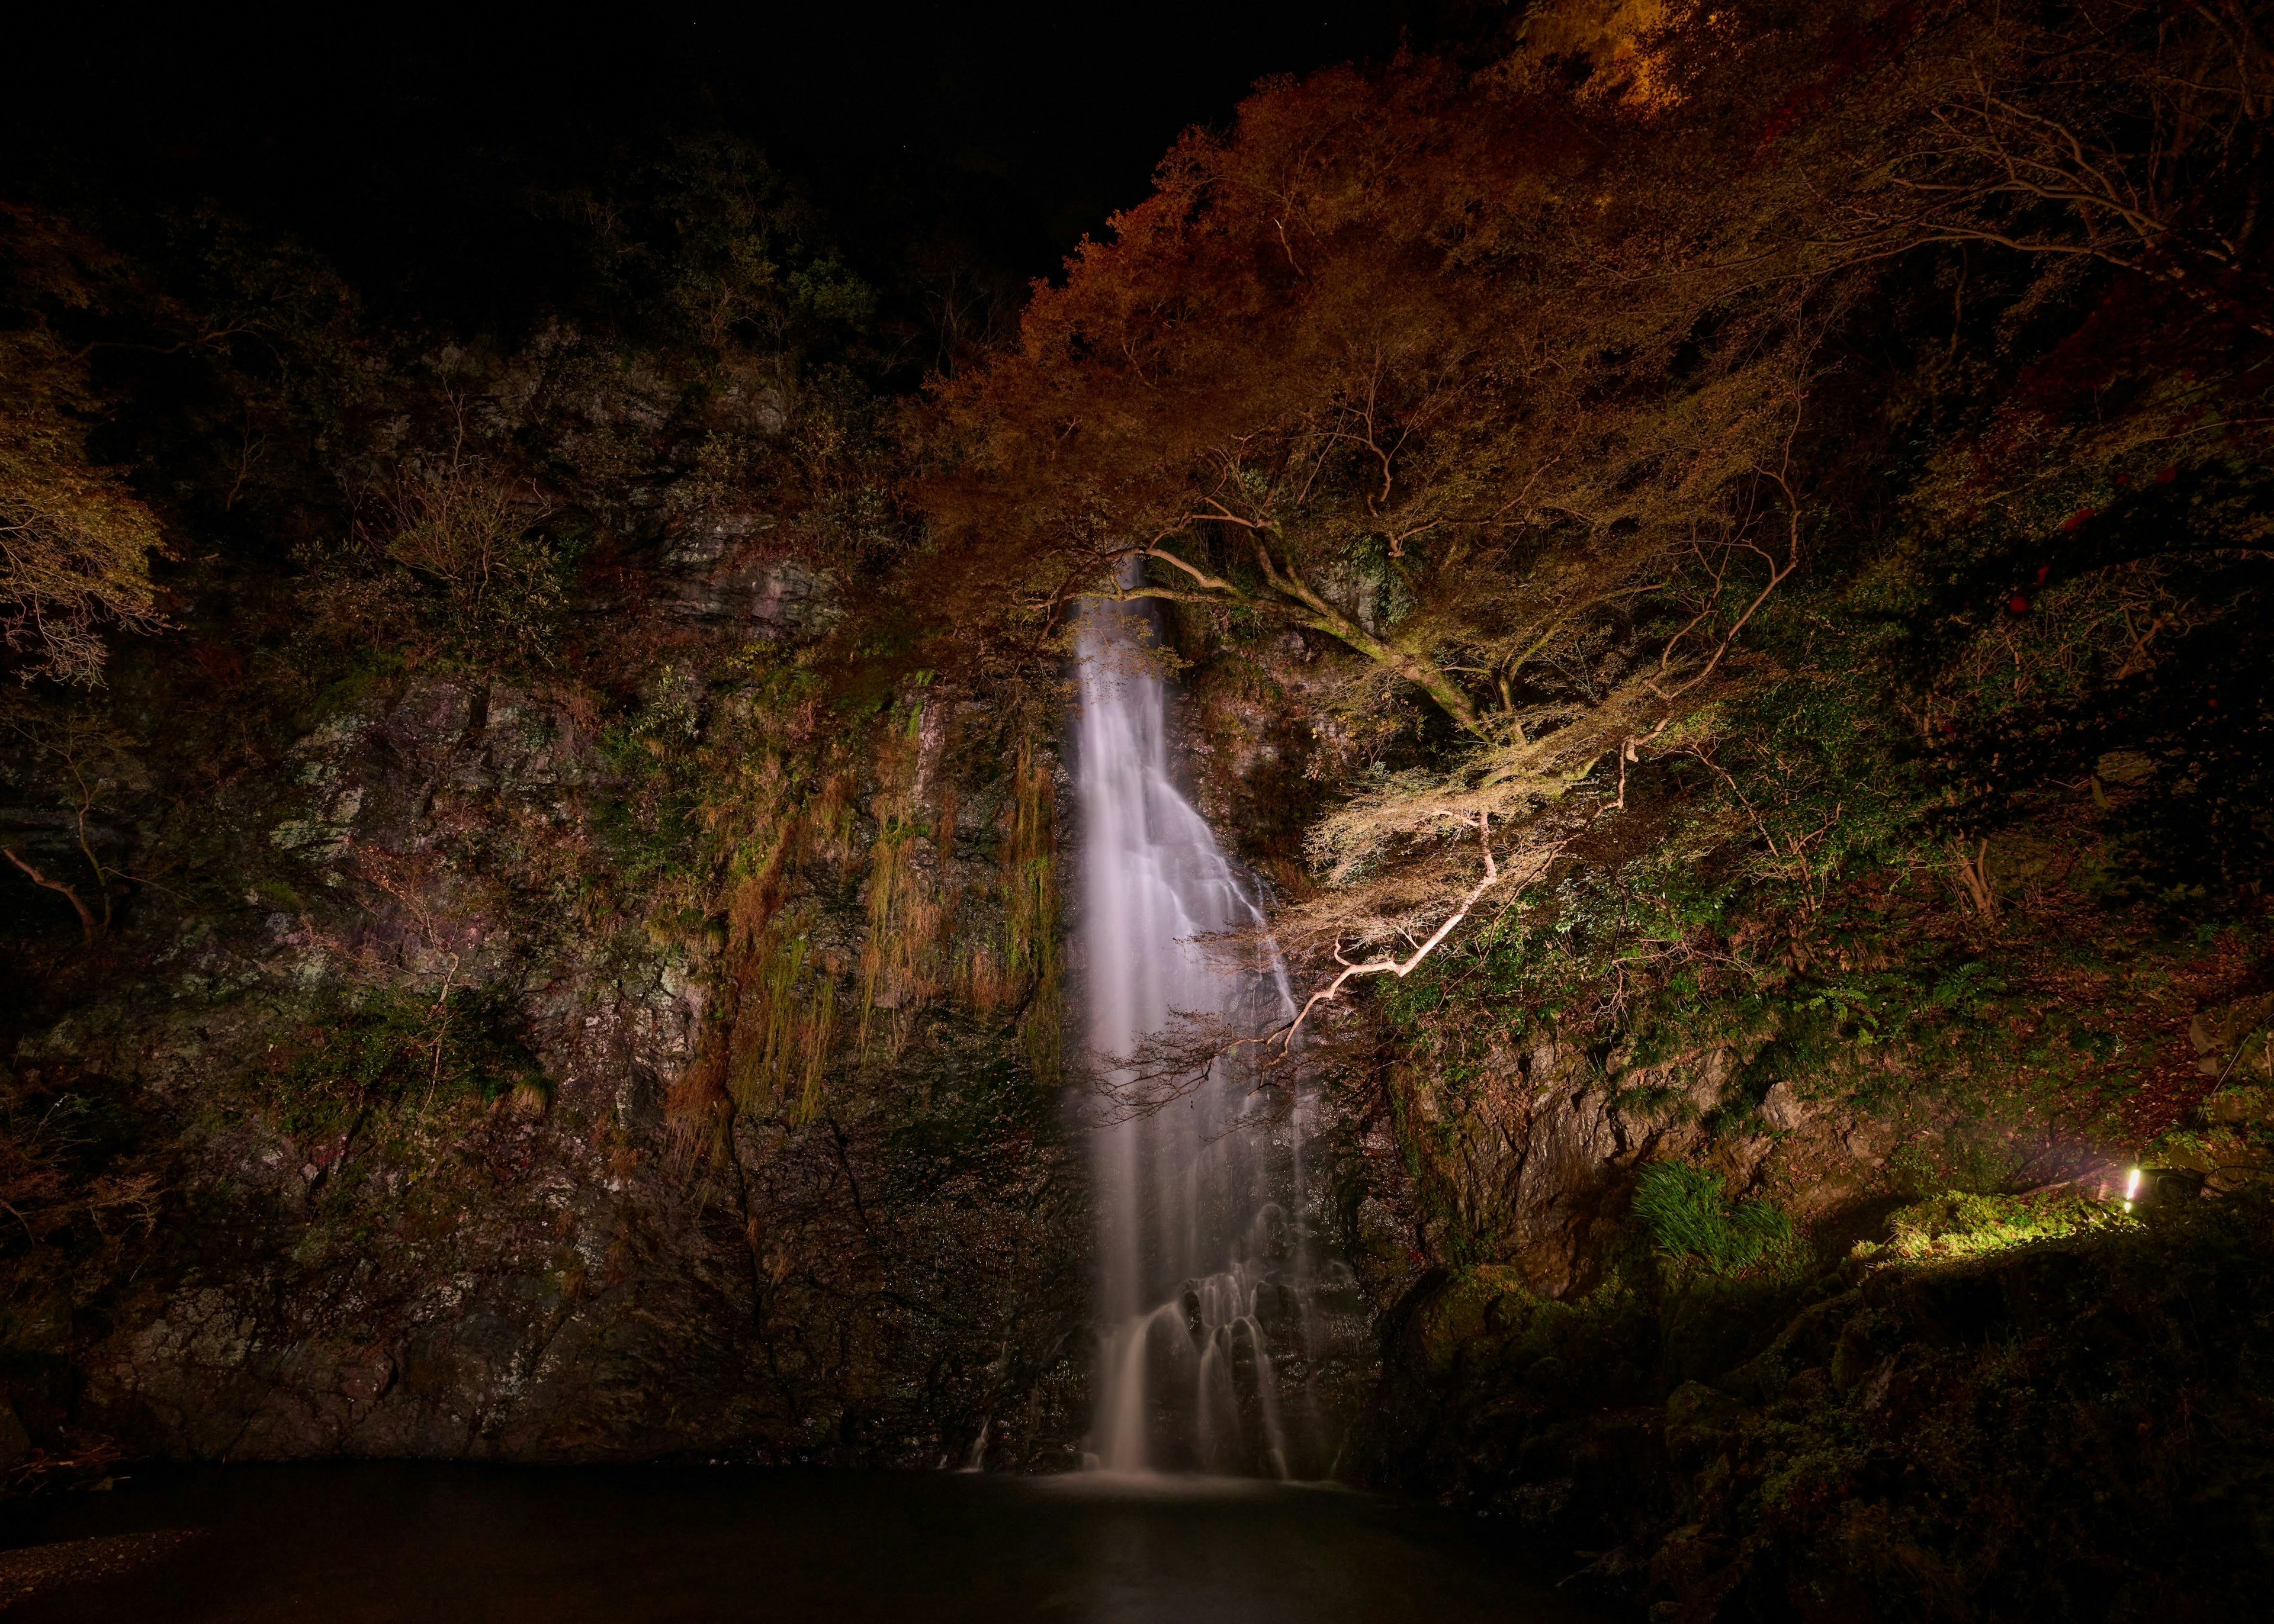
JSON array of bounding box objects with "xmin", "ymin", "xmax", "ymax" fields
[{"xmin": 924, "ymin": 0, "xmax": 2274, "ymax": 957}]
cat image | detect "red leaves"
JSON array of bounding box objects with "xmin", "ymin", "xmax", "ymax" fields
[
  {"xmin": 2062, "ymin": 507, "xmax": 2095, "ymax": 533},
  {"xmin": 2008, "ymin": 594, "xmax": 2032, "ymax": 615},
  {"xmin": 2157, "ymin": 465, "xmax": 2178, "ymax": 484}
]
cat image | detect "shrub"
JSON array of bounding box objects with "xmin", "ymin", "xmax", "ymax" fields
[
  {"xmin": 271, "ymin": 984, "xmax": 544, "ymax": 1133},
  {"xmin": 293, "ymin": 452, "xmax": 573, "ymax": 673}
]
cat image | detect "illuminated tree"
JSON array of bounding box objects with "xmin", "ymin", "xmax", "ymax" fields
[{"xmin": 0, "ymin": 207, "xmax": 166, "ymax": 686}]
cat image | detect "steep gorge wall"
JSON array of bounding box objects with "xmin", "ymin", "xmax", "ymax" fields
[
  {"xmin": 34, "ymin": 682, "xmax": 1079, "ymax": 1468},
  {"xmin": 0, "ymin": 320, "xmax": 1091, "ymax": 1470}
]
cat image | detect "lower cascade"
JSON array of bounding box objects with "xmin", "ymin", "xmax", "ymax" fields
[{"xmin": 1075, "ymin": 591, "xmax": 1352, "ymax": 1478}]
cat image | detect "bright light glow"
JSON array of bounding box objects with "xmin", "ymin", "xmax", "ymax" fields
[{"xmin": 2125, "ymin": 1167, "xmax": 2141, "ymax": 1200}]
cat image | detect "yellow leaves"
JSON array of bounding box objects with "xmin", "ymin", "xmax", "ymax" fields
[
  {"xmin": 856, "ymin": 818, "xmax": 946, "ymax": 1058},
  {"xmin": 0, "ymin": 326, "xmax": 168, "ymax": 685},
  {"xmin": 802, "ymin": 767, "xmax": 859, "ymax": 870},
  {"xmin": 1496, "ymin": 0, "xmax": 1683, "ymax": 110}
]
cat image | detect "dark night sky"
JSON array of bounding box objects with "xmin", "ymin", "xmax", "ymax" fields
[{"xmin": 9, "ymin": 2, "xmax": 1428, "ymax": 327}]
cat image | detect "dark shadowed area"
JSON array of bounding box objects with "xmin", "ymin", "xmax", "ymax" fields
[
  {"xmin": 1, "ymin": 1465, "xmax": 1599, "ymax": 1622},
  {"xmin": 5, "ymin": 2, "xmax": 1416, "ymax": 327}
]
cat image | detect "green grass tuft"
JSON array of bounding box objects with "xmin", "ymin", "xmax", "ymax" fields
[{"xmin": 1632, "ymin": 1162, "xmax": 1795, "ymax": 1275}]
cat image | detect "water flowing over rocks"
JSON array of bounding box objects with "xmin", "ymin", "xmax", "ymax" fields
[{"xmin": 1074, "ymin": 593, "xmax": 1364, "ymax": 1478}]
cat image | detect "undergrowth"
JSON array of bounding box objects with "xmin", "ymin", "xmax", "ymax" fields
[{"xmin": 264, "ymin": 985, "xmax": 545, "ymax": 1134}]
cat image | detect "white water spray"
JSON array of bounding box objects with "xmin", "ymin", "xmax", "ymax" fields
[{"xmin": 1075, "ymin": 590, "xmax": 1335, "ymax": 1478}]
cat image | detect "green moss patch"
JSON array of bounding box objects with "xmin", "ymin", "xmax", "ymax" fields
[{"xmin": 1868, "ymin": 1189, "xmax": 2133, "ymax": 1265}]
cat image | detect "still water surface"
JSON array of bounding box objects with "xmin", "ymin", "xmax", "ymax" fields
[{"xmin": 5, "ymin": 1465, "xmax": 1600, "ymax": 1622}]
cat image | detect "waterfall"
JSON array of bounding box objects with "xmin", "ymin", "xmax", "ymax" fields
[{"xmin": 1074, "ymin": 590, "xmax": 1332, "ymax": 1478}]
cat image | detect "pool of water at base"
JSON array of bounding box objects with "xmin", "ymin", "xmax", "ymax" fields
[{"xmin": 0, "ymin": 1464, "xmax": 1605, "ymax": 1622}]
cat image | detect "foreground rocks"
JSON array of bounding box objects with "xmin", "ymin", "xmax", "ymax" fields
[{"xmin": 1351, "ymin": 1186, "xmax": 2274, "ymax": 1620}]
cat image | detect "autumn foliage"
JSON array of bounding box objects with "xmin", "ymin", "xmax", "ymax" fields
[
  {"xmin": 0, "ymin": 207, "xmax": 167, "ymax": 686},
  {"xmin": 924, "ymin": 0, "xmax": 2273, "ymax": 959}
]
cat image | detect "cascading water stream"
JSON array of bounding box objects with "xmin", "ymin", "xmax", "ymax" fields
[{"xmin": 1075, "ymin": 589, "xmax": 1338, "ymax": 1478}]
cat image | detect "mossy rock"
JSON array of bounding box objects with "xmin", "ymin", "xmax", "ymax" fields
[{"xmin": 1662, "ymin": 1379, "xmax": 1745, "ymax": 1465}]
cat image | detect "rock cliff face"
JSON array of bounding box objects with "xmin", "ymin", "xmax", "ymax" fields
[
  {"xmin": 0, "ymin": 304, "xmax": 1091, "ymax": 1468},
  {"xmin": 9, "ymin": 652, "xmax": 1086, "ymax": 1467}
]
